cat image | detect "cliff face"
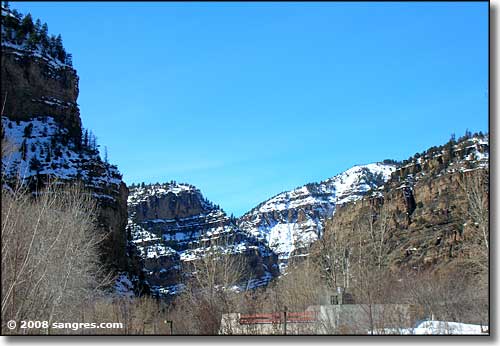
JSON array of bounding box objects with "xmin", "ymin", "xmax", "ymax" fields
[
  {"xmin": 320, "ymin": 136, "xmax": 489, "ymax": 273},
  {"xmin": 127, "ymin": 183, "xmax": 278, "ymax": 296},
  {"xmin": 1, "ymin": 11, "xmax": 129, "ymax": 270},
  {"xmin": 132, "ymin": 185, "xmax": 207, "ymax": 221},
  {"xmin": 98, "ymin": 182, "xmax": 129, "ymax": 268},
  {"xmin": 1, "ymin": 44, "xmax": 81, "ymax": 139}
]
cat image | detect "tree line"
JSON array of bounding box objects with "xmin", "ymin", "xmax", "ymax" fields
[{"xmin": 1, "ymin": 1, "xmax": 72, "ymax": 66}]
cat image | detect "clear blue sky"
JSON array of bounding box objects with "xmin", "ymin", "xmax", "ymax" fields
[{"xmin": 13, "ymin": 2, "xmax": 488, "ymax": 216}]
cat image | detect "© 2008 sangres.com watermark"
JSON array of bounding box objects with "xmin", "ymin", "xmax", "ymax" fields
[{"xmin": 6, "ymin": 319, "xmax": 123, "ymax": 331}]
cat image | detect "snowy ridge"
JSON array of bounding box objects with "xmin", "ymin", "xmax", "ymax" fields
[
  {"xmin": 239, "ymin": 163, "xmax": 396, "ymax": 266},
  {"xmin": 1, "ymin": 8, "xmax": 72, "ymax": 70},
  {"xmin": 1, "ymin": 116, "xmax": 123, "ymax": 201},
  {"xmin": 256, "ymin": 163, "xmax": 394, "ymax": 214},
  {"xmin": 1, "ymin": 40, "xmax": 71, "ymax": 70},
  {"xmin": 126, "ymin": 183, "xmax": 277, "ymax": 297},
  {"xmin": 127, "ymin": 182, "xmax": 200, "ymax": 208},
  {"xmin": 391, "ymin": 134, "xmax": 489, "ymax": 192}
]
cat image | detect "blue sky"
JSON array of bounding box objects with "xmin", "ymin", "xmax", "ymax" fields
[{"xmin": 13, "ymin": 2, "xmax": 488, "ymax": 216}]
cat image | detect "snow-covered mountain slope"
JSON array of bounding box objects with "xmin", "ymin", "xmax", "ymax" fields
[
  {"xmin": 1, "ymin": 116, "xmax": 123, "ymax": 202},
  {"xmin": 238, "ymin": 163, "xmax": 396, "ymax": 267},
  {"xmin": 127, "ymin": 182, "xmax": 278, "ymax": 297}
]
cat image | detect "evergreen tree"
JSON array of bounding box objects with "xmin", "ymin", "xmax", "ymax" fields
[
  {"xmin": 55, "ymin": 34, "xmax": 65, "ymax": 62},
  {"xmin": 40, "ymin": 23, "xmax": 49, "ymax": 52},
  {"xmin": 447, "ymin": 133, "xmax": 456, "ymax": 161},
  {"xmin": 89, "ymin": 131, "xmax": 98, "ymax": 153},
  {"xmin": 48, "ymin": 34, "xmax": 57, "ymax": 58},
  {"xmin": 83, "ymin": 129, "xmax": 89, "ymax": 150},
  {"xmin": 11, "ymin": 8, "xmax": 21, "ymax": 21},
  {"xmin": 15, "ymin": 25, "xmax": 24, "ymax": 45},
  {"xmin": 34, "ymin": 18, "xmax": 41, "ymax": 35},
  {"xmin": 21, "ymin": 13, "xmax": 34, "ymax": 36},
  {"xmin": 449, "ymin": 133, "xmax": 456, "ymax": 144},
  {"xmin": 65, "ymin": 53, "xmax": 73, "ymax": 66},
  {"xmin": 104, "ymin": 146, "xmax": 108, "ymax": 164},
  {"xmin": 465, "ymin": 129, "xmax": 472, "ymax": 139},
  {"xmin": 4, "ymin": 26, "xmax": 13, "ymax": 42},
  {"xmin": 26, "ymin": 31, "xmax": 38, "ymax": 51}
]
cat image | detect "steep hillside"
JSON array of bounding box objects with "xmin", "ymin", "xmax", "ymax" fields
[
  {"xmin": 127, "ymin": 182, "xmax": 279, "ymax": 297},
  {"xmin": 318, "ymin": 134, "xmax": 489, "ymax": 273},
  {"xmin": 238, "ymin": 163, "xmax": 396, "ymax": 269},
  {"xmin": 127, "ymin": 164, "xmax": 398, "ymax": 294},
  {"xmin": 1, "ymin": 7, "xmax": 80, "ymax": 138},
  {"xmin": 1, "ymin": 7, "xmax": 128, "ymax": 269}
]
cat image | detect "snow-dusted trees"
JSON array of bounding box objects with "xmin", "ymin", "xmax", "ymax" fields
[
  {"xmin": 1, "ymin": 6, "xmax": 71, "ymax": 66},
  {"xmin": 80, "ymin": 129, "xmax": 100, "ymax": 156}
]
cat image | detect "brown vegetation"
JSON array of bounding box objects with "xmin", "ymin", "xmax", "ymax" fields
[{"xmin": 1, "ymin": 181, "xmax": 110, "ymax": 334}]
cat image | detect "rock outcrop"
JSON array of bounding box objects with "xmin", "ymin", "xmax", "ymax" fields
[
  {"xmin": 1, "ymin": 8, "xmax": 129, "ymax": 270},
  {"xmin": 320, "ymin": 135, "xmax": 489, "ymax": 273},
  {"xmin": 1, "ymin": 38, "xmax": 81, "ymax": 138},
  {"xmin": 127, "ymin": 183, "xmax": 278, "ymax": 297}
]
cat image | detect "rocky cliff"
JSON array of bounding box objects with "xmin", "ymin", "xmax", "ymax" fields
[
  {"xmin": 319, "ymin": 135, "xmax": 489, "ymax": 273},
  {"xmin": 1, "ymin": 8, "xmax": 129, "ymax": 269},
  {"xmin": 127, "ymin": 182, "xmax": 278, "ymax": 297},
  {"xmin": 1, "ymin": 8, "xmax": 81, "ymax": 139}
]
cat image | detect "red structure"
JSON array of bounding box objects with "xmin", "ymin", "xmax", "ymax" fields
[{"xmin": 239, "ymin": 311, "xmax": 318, "ymax": 325}]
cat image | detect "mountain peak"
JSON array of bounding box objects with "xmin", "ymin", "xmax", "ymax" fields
[{"xmin": 238, "ymin": 162, "xmax": 396, "ymax": 268}]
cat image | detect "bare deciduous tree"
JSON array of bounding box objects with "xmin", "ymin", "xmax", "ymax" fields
[
  {"xmin": 458, "ymin": 170, "xmax": 489, "ymax": 271},
  {"xmin": 172, "ymin": 236, "xmax": 249, "ymax": 334},
  {"xmin": 1, "ymin": 181, "xmax": 111, "ymax": 334},
  {"xmin": 316, "ymin": 219, "xmax": 354, "ymax": 291}
]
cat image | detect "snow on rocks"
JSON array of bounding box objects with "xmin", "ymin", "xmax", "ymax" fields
[
  {"xmin": 1, "ymin": 116, "xmax": 123, "ymax": 201},
  {"xmin": 126, "ymin": 183, "xmax": 277, "ymax": 297},
  {"xmin": 114, "ymin": 273, "xmax": 135, "ymax": 298},
  {"xmin": 127, "ymin": 182, "xmax": 199, "ymax": 208},
  {"xmin": 238, "ymin": 163, "xmax": 396, "ymax": 265}
]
